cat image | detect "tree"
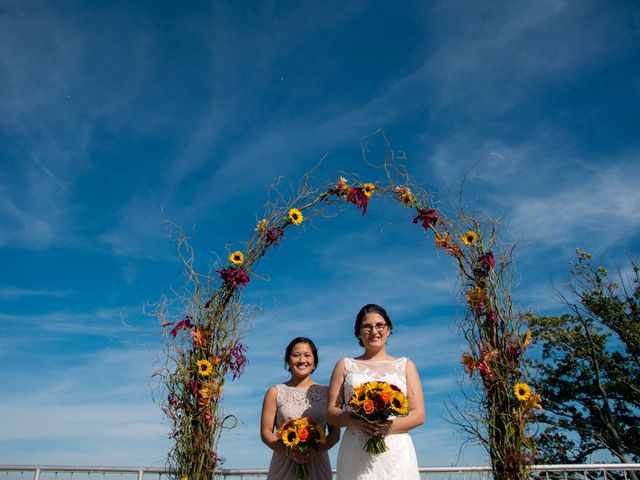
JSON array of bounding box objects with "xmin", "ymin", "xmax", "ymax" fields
[{"xmin": 527, "ymin": 251, "xmax": 640, "ymax": 469}]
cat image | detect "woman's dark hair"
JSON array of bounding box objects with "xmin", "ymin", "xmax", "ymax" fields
[
  {"xmin": 284, "ymin": 337, "xmax": 318, "ymax": 372},
  {"xmin": 354, "ymin": 304, "xmax": 393, "ymax": 347}
]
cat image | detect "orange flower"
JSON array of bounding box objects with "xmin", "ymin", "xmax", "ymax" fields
[
  {"xmin": 190, "ymin": 326, "xmax": 212, "ymax": 349},
  {"xmin": 435, "ymin": 233, "xmax": 450, "ymax": 248},
  {"xmin": 297, "ymin": 427, "xmax": 309, "ymax": 442},
  {"xmin": 446, "ymin": 243, "xmax": 464, "ymax": 259},
  {"xmin": 461, "ymin": 352, "xmax": 478, "ymax": 376},
  {"xmin": 363, "ymin": 398, "xmax": 375, "ymax": 414},
  {"xmin": 466, "ymin": 287, "xmax": 485, "ymax": 305},
  {"xmin": 379, "ymin": 391, "xmax": 392, "ymax": 403}
]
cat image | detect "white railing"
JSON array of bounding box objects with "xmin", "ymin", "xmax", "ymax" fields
[{"xmin": 1, "ymin": 464, "xmax": 639, "ymax": 480}]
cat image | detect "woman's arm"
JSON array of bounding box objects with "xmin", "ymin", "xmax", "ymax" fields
[
  {"xmin": 321, "ymin": 423, "xmax": 341, "ymax": 452},
  {"xmin": 388, "ymin": 359, "xmax": 425, "ymax": 434},
  {"xmin": 260, "ymin": 386, "xmax": 289, "ymax": 456},
  {"xmin": 326, "ymin": 358, "xmax": 354, "ymax": 428},
  {"xmin": 326, "ymin": 359, "xmax": 376, "ymax": 435}
]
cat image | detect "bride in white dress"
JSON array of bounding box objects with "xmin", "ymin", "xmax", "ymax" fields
[{"xmin": 327, "ymin": 304, "xmax": 424, "ymax": 480}]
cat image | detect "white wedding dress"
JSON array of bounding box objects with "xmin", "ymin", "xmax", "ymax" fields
[{"xmin": 336, "ymin": 357, "xmax": 420, "ymax": 480}]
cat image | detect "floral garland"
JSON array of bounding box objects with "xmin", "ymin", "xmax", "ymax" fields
[{"xmin": 154, "ymin": 153, "xmax": 538, "ymax": 480}]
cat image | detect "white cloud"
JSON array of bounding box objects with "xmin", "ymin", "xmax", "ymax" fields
[
  {"xmin": 0, "ymin": 287, "xmax": 72, "ymax": 300},
  {"xmin": 508, "ymin": 161, "xmax": 640, "ymax": 249}
]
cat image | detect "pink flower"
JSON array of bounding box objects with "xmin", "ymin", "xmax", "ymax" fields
[
  {"xmin": 412, "ymin": 208, "xmax": 438, "ymax": 231},
  {"xmin": 266, "ymin": 226, "xmax": 285, "ymax": 246},
  {"xmin": 475, "ymin": 251, "xmax": 496, "ymax": 276},
  {"xmin": 477, "ymin": 362, "xmax": 493, "ymax": 379},
  {"xmin": 217, "ymin": 266, "xmax": 250, "ymax": 288},
  {"xmin": 228, "ymin": 342, "xmax": 248, "ymax": 380},
  {"xmin": 347, "ymin": 187, "xmax": 369, "ymax": 216}
]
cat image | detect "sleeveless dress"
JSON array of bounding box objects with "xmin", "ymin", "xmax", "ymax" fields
[
  {"xmin": 336, "ymin": 357, "xmax": 420, "ymax": 480},
  {"xmin": 266, "ymin": 383, "xmax": 333, "ymax": 480}
]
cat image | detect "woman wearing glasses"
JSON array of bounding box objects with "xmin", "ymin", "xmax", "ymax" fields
[
  {"xmin": 260, "ymin": 337, "xmax": 340, "ymax": 480},
  {"xmin": 327, "ymin": 304, "xmax": 424, "ymax": 480}
]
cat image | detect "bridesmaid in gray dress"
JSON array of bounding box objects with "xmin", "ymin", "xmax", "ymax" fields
[{"xmin": 260, "ymin": 337, "xmax": 340, "ymax": 479}]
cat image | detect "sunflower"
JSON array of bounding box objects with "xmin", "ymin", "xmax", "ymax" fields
[
  {"xmin": 196, "ymin": 359, "xmax": 213, "ymax": 377},
  {"xmin": 315, "ymin": 424, "xmax": 327, "ymax": 443},
  {"xmin": 229, "ymin": 251, "xmax": 244, "ymax": 265},
  {"xmin": 363, "ymin": 183, "xmax": 376, "ymax": 197},
  {"xmin": 462, "ymin": 231, "xmax": 478, "ymax": 246},
  {"xmin": 281, "ymin": 427, "xmax": 300, "ymax": 447},
  {"xmin": 514, "ymin": 382, "xmax": 531, "ymax": 402},
  {"xmin": 401, "ymin": 192, "xmax": 414, "ymax": 207},
  {"xmin": 288, "ymin": 208, "xmax": 304, "ymax": 225},
  {"xmin": 390, "ymin": 391, "xmax": 409, "ymax": 414}
]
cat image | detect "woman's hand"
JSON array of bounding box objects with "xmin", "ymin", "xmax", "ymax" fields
[
  {"xmin": 287, "ymin": 447, "xmax": 311, "ymax": 464},
  {"xmin": 350, "ymin": 417, "xmax": 392, "ymax": 438}
]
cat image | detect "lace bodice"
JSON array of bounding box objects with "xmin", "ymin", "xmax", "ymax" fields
[
  {"xmin": 343, "ymin": 357, "xmax": 408, "ymax": 406},
  {"xmin": 274, "ymin": 383, "xmax": 328, "ymax": 428}
]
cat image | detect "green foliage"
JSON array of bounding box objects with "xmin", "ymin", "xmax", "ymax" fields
[{"xmin": 528, "ymin": 252, "xmax": 640, "ymax": 465}]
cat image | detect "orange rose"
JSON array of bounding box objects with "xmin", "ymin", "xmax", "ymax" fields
[
  {"xmin": 298, "ymin": 427, "xmax": 309, "ymax": 442},
  {"xmin": 363, "ymin": 398, "xmax": 375, "ymax": 415},
  {"xmin": 379, "ymin": 392, "xmax": 392, "ymax": 403}
]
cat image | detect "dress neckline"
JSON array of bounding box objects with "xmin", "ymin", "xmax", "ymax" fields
[
  {"xmin": 281, "ymin": 382, "xmax": 322, "ymax": 391},
  {"xmin": 352, "ymin": 356, "xmax": 405, "ymax": 363}
]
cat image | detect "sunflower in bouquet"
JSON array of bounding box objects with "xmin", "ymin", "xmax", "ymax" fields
[
  {"xmin": 348, "ymin": 380, "xmax": 409, "ymax": 454},
  {"xmin": 277, "ymin": 416, "xmax": 327, "ymax": 479}
]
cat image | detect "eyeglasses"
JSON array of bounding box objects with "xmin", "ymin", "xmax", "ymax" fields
[{"xmin": 360, "ymin": 322, "xmax": 388, "ymax": 333}]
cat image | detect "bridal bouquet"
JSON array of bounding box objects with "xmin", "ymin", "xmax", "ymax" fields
[
  {"xmin": 277, "ymin": 416, "xmax": 327, "ymax": 479},
  {"xmin": 348, "ymin": 381, "xmax": 409, "ymax": 454}
]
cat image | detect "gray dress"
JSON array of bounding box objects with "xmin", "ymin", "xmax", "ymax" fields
[{"xmin": 267, "ymin": 383, "xmax": 333, "ymax": 480}]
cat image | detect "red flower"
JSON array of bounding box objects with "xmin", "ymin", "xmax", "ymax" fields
[
  {"xmin": 167, "ymin": 316, "xmax": 193, "ymax": 338},
  {"xmin": 475, "ymin": 251, "xmax": 496, "ymax": 276},
  {"xmin": 266, "ymin": 226, "xmax": 285, "ymax": 246},
  {"xmin": 347, "ymin": 187, "xmax": 369, "ymax": 216},
  {"xmin": 228, "ymin": 342, "xmax": 248, "ymax": 380},
  {"xmin": 217, "ymin": 266, "xmax": 250, "ymax": 288},
  {"xmin": 209, "ymin": 450, "xmax": 223, "ymax": 469},
  {"xmin": 412, "ymin": 208, "xmax": 438, "ymax": 231},
  {"xmin": 374, "ymin": 397, "xmax": 387, "ymax": 410},
  {"xmin": 486, "ymin": 310, "xmax": 499, "ymax": 326}
]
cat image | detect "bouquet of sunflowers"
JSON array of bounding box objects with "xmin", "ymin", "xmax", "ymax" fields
[
  {"xmin": 348, "ymin": 381, "xmax": 409, "ymax": 454},
  {"xmin": 277, "ymin": 416, "xmax": 327, "ymax": 479}
]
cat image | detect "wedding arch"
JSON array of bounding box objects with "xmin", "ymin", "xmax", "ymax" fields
[{"xmin": 152, "ymin": 135, "xmax": 540, "ymax": 480}]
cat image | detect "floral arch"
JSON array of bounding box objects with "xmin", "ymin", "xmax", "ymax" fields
[{"xmin": 153, "ymin": 138, "xmax": 540, "ymax": 480}]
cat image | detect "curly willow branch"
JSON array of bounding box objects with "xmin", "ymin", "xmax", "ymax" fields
[{"xmin": 150, "ymin": 131, "xmax": 537, "ymax": 480}]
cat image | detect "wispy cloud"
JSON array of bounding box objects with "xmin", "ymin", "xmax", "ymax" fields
[
  {"xmin": 0, "ymin": 0, "xmax": 155, "ymax": 250},
  {"xmin": 0, "ymin": 287, "xmax": 72, "ymax": 300}
]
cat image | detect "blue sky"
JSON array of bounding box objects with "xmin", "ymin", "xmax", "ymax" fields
[{"xmin": 1, "ymin": 0, "xmax": 640, "ymax": 470}]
